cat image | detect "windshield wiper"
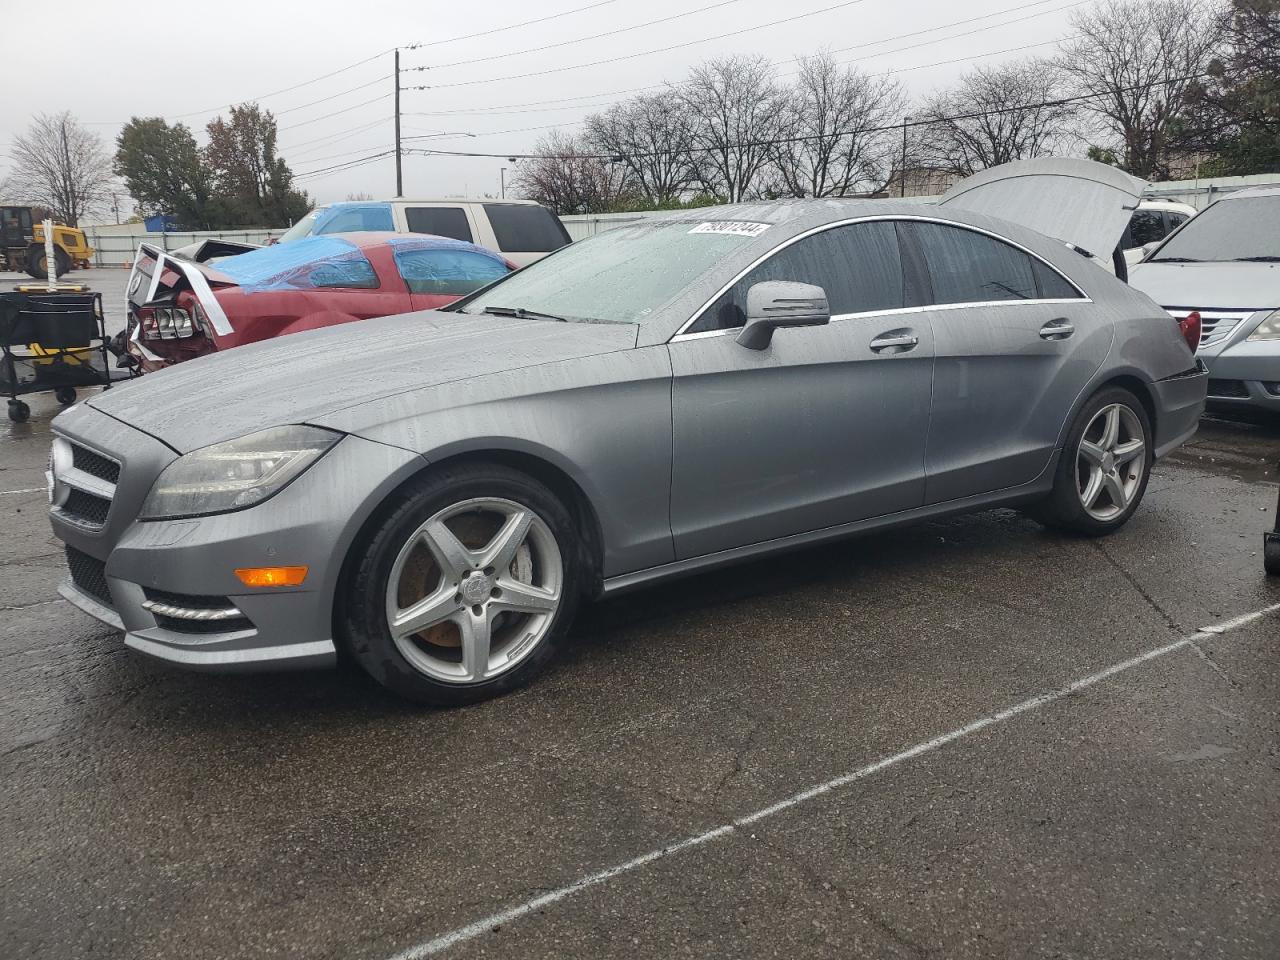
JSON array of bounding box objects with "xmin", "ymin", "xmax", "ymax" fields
[
  {"xmin": 1233, "ymin": 255, "xmax": 1280, "ymax": 262},
  {"xmin": 1151, "ymin": 256, "xmax": 1201, "ymax": 263},
  {"xmin": 480, "ymin": 305, "xmax": 569, "ymax": 322}
]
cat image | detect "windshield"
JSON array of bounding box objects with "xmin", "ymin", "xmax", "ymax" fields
[
  {"xmin": 456, "ymin": 219, "xmax": 764, "ymax": 323},
  {"xmin": 277, "ymin": 208, "xmax": 326, "ymax": 244},
  {"xmin": 1150, "ymin": 195, "xmax": 1280, "ymax": 262}
]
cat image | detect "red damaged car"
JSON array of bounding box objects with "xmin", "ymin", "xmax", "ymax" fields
[{"xmin": 122, "ymin": 232, "xmax": 514, "ymax": 372}]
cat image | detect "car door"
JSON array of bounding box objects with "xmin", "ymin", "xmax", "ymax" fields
[
  {"xmin": 668, "ymin": 220, "xmax": 935, "ymax": 560},
  {"xmin": 301, "ymin": 243, "xmax": 412, "ymax": 321},
  {"xmin": 389, "ymin": 243, "xmax": 512, "ymax": 312},
  {"xmin": 897, "ymin": 219, "xmax": 1110, "ymax": 504}
]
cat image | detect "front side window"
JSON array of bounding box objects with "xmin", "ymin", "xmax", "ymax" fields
[
  {"xmin": 906, "ymin": 221, "xmax": 1038, "ymax": 304},
  {"xmin": 1151, "ymin": 195, "xmax": 1280, "ymax": 262},
  {"xmin": 405, "ymin": 207, "xmax": 473, "ymax": 242},
  {"xmin": 689, "ymin": 221, "xmax": 905, "ymax": 333},
  {"xmin": 483, "ymin": 203, "xmax": 570, "ymax": 252},
  {"xmin": 393, "ymin": 245, "xmax": 509, "ymax": 295}
]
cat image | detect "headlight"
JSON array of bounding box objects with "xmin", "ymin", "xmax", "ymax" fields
[
  {"xmin": 1247, "ymin": 309, "xmax": 1280, "ymax": 341},
  {"xmin": 139, "ymin": 425, "xmax": 341, "ymax": 520}
]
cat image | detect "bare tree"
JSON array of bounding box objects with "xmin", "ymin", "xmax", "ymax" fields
[
  {"xmin": 677, "ymin": 56, "xmax": 790, "ymax": 202},
  {"xmin": 772, "ymin": 52, "xmax": 904, "ymax": 197},
  {"xmin": 584, "ymin": 94, "xmax": 696, "ymax": 205},
  {"xmin": 511, "ymin": 131, "xmax": 627, "ymax": 214},
  {"xmin": 5, "ymin": 112, "xmax": 114, "ymax": 225},
  {"xmin": 915, "ymin": 58, "xmax": 1078, "ymax": 177},
  {"xmin": 1059, "ymin": 0, "xmax": 1227, "ymax": 178}
]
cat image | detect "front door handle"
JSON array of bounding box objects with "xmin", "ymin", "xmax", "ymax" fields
[
  {"xmin": 1039, "ymin": 318, "xmax": 1075, "ymax": 340},
  {"xmin": 869, "ymin": 330, "xmax": 920, "ymax": 353}
]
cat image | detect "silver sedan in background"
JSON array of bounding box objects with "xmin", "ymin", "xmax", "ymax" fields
[
  {"xmin": 48, "ymin": 160, "xmax": 1207, "ymax": 705},
  {"xmin": 1130, "ymin": 185, "xmax": 1280, "ymax": 413}
]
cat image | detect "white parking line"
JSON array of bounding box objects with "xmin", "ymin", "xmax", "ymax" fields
[
  {"xmin": 0, "ymin": 487, "xmax": 44, "ymax": 496},
  {"xmin": 389, "ymin": 602, "xmax": 1280, "ymax": 959}
]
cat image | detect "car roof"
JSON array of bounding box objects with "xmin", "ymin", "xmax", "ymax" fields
[
  {"xmin": 322, "ymin": 198, "xmax": 541, "ymax": 207},
  {"xmin": 1212, "ymin": 184, "xmax": 1280, "ymax": 202}
]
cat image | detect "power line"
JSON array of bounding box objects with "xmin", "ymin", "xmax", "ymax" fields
[
  {"xmin": 415, "ymin": 0, "xmax": 753, "ymax": 71},
  {"xmin": 294, "ymin": 150, "xmax": 394, "ymax": 180},
  {"xmin": 414, "ymin": 0, "xmax": 628, "ymax": 48},
  {"xmin": 283, "ymin": 118, "xmax": 388, "ymax": 155},
  {"xmin": 409, "ymin": 0, "xmax": 874, "ymax": 91},
  {"xmin": 403, "ymin": 71, "xmax": 1212, "ymax": 162},
  {"xmin": 278, "ymin": 94, "xmax": 391, "ymax": 132}
]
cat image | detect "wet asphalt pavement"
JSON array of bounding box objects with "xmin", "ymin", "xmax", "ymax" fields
[{"xmin": 2, "ymin": 270, "xmax": 1279, "ymax": 959}]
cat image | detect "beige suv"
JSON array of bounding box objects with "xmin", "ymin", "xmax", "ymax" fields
[{"xmin": 277, "ymin": 199, "xmax": 570, "ymax": 267}]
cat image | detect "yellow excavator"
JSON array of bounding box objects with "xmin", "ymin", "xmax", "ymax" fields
[{"xmin": 0, "ymin": 205, "xmax": 94, "ymax": 279}]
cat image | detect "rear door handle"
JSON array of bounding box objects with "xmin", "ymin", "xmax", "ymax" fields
[
  {"xmin": 869, "ymin": 331, "xmax": 920, "ymax": 353},
  {"xmin": 1039, "ymin": 318, "xmax": 1075, "ymax": 340}
]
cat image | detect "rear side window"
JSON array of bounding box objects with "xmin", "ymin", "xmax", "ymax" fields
[
  {"xmin": 483, "ymin": 203, "xmax": 570, "ymax": 253},
  {"xmin": 393, "ymin": 247, "xmax": 509, "ymax": 296},
  {"xmin": 405, "ymin": 207, "xmax": 473, "ymax": 242},
  {"xmin": 906, "ymin": 222, "xmax": 1037, "ymax": 304},
  {"xmin": 690, "ymin": 221, "xmax": 904, "ymax": 333},
  {"xmin": 309, "ymin": 258, "xmax": 378, "ymax": 288},
  {"xmin": 1127, "ymin": 210, "xmax": 1166, "ymax": 247},
  {"xmin": 314, "ymin": 203, "xmax": 394, "ymax": 234},
  {"xmin": 1030, "ymin": 259, "xmax": 1082, "ymax": 299}
]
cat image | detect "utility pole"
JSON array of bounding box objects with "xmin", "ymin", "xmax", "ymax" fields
[
  {"xmin": 500, "ymin": 167, "xmax": 507, "ymax": 199},
  {"xmin": 900, "ymin": 116, "xmax": 911, "ymax": 198},
  {"xmin": 394, "ymin": 48, "xmax": 403, "ymax": 198}
]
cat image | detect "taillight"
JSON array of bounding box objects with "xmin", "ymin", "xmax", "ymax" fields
[
  {"xmin": 1178, "ymin": 310, "xmax": 1201, "ymax": 354},
  {"xmin": 138, "ymin": 305, "xmax": 195, "ymax": 340}
]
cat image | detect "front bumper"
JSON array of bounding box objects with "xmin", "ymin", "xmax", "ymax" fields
[
  {"xmin": 49, "ymin": 402, "xmax": 422, "ymax": 671},
  {"xmin": 1201, "ymin": 342, "xmax": 1280, "ymax": 411}
]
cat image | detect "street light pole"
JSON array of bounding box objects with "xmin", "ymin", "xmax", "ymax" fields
[
  {"xmin": 500, "ymin": 167, "xmax": 507, "ymax": 199},
  {"xmin": 394, "ymin": 48, "xmax": 403, "ymax": 198}
]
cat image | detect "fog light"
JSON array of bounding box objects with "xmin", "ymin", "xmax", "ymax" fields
[{"xmin": 234, "ymin": 566, "xmax": 308, "ymax": 587}]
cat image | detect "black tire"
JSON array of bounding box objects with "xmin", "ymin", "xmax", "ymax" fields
[
  {"xmin": 1030, "ymin": 386, "xmax": 1153, "ymax": 536},
  {"xmin": 25, "ymin": 246, "xmax": 70, "ymax": 280},
  {"xmin": 339, "ymin": 462, "xmax": 585, "ymax": 706},
  {"xmin": 1265, "ymin": 535, "xmax": 1280, "ymax": 577},
  {"xmin": 7, "ymin": 400, "xmax": 30, "ymax": 423},
  {"xmin": 55, "ymin": 387, "xmax": 77, "ymax": 405}
]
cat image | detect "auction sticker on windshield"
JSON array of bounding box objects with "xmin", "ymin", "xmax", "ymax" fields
[{"xmin": 688, "ymin": 221, "xmax": 770, "ymax": 237}]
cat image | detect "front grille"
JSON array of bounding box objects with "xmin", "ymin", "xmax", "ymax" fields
[
  {"xmin": 1208, "ymin": 378, "xmax": 1250, "ymax": 398},
  {"xmin": 71, "ymin": 444, "xmax": 120, "ymax": 484},
  {"xmin": 65, "ymin": 545, "xmax": 112, "ymax": 607},
  {"xmin": 62, "ymin": 488, "xmax": 111, "ymax": 525}
]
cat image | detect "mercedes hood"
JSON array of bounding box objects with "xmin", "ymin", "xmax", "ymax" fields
[
  {"xmin": 937, "ymin": 157, "xmax": 1147, "ymax": 261},
  {"xmin": 87, "ymin": 310, "xmax": 638, "ymax": 452}
]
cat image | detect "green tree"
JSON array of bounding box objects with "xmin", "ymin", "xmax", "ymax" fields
[
  {"xmin": 1185, "ymin": 0, "xmax": 1280, "ymax": 174},
  {"xmin": 205, "ymin": 104, "xmax": 310, "ymax": 227},
  {"xmin": 113, "ymin": 117, "xmax": 218, "ymax": 229}
]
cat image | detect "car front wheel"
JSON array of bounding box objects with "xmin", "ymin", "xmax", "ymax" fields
[
  {"xmin": 1031, "ymin": 387, "xmax": 1153, "ymax": 536},
  {"xmin": 340, "ymin": 462, "xmax": 582, "ymax": 706}
]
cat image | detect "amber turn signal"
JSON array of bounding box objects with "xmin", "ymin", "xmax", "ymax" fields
[{"xmin": 234, "ymin": 566, "xmax": 308, "ymax": 587}]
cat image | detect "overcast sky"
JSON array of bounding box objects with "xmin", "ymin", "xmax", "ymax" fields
[{"xmin": 3, "ymin": 0, "xmax": 1084, "ymax": 221}]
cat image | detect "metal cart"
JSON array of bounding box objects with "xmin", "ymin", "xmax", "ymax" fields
[{"xmin": 1, "ymin": 291, "xmax": 113, "ymax": 422}]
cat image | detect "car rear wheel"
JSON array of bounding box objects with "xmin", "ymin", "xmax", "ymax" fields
[
  {"xmin": 340, "ymin": 462, "xmax": 582, "ymax": 706},
  {"xmin": 1031, "ymin": 387, "xmax": 1152, "ymax": 536}
]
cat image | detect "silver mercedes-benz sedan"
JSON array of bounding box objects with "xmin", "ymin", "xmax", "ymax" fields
[
  {"xmin": 49, "ymin": 160, "xmax": 1207, "ymax": 705},
  {"xmin": 1129, "ymin": 185, "xmax": 1280, "ymax": 412}
]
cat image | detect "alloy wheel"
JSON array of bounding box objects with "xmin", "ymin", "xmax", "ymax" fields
[
  {"xmin": 384, "ymin": 497, "xmax": 563, "ymax": 684},
  {"xmin": 1076, "ymin": 403, "xmax": 1146, "ymax": 522}
]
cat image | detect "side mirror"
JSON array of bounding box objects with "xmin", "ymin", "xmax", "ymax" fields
[
  {"xmin": 1141, "ymin": 241, "xmax": 1160, "ymax": 257},
  {"xmin": 736, "ymin": 281, "xmax": 830, "ymax": 350}
]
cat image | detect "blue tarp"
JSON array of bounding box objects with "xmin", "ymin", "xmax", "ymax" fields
[{"xmin": 214, "ymin": 236, "xmax": 378, "ymax": 291}]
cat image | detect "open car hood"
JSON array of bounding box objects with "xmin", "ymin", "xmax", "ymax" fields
[{"xmin": 937, "ymin": 158, "xmax": 1148, "ymax": 260}]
